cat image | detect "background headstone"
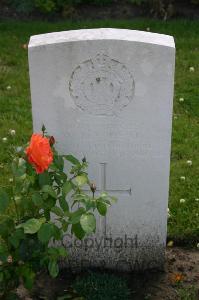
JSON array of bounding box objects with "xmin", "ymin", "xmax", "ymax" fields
[{"xmin": 28, "ymin": 28, "xmax": 175, "ymax": 271}]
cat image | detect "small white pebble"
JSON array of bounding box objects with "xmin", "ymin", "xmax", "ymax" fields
[
  {"xmin": 6, "ymin": 85, "xmax": 11, "ymax": 90},
  {"xmin": 180, "ymin": 198, "xmax": 186, "ymax": 203},
  {"xmin": 186, "ymin": 160, "xmax": 192, "ymax": 166},
  {"xmin": 189, "ymin": 66, "xmax": 195, "ymax": 72},
  {"xmin": 146, "ymin": 27, "xmax": 150, "ymax": 31},
  {"xmin": 179, "ymin": 97, "xmax": 184, "ymax": 102},
  {"xmin": 180, "ymin": 176, "xmax": 186, "ymax": 181},
  {"xmin": 2, "ymin": 137, "xmax": 7, "ymax": 142},
  {"xmin": 9, "ymin": 129, "xmax": 16, "ymax": 136}
]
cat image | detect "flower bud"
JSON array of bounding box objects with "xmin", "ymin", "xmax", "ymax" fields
[
  {"xmin": 7, "ymin": 255, "xmax": 13, "ymax": 263},
  {"xmin": 49, "ymin": 136, "xmax": 55, "ymax": 146},
  {"xmin": 41, "ymin": 124, "xmax": 46, "ymax": 134},
  {"xmin": 90, "ymin": 182, "xmax": 96, "ymax": 194},
  {"xmin": 82, "ymin": 156, "xmax": 87, "ymax": 163}
]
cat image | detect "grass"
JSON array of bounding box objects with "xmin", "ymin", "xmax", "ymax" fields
[
  {"xmin": 73, "ymin": 272, "xmax": 131, "ymax": 300},
  {"xmin": 177, "ymin": 285, "xmax": 198, "ymax": 300},
  {"xmin": 0, "ymin": 19, "xmax": 198, "ymax": 244}
]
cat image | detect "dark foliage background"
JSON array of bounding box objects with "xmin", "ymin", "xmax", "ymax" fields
[{"xmin": 1, "ymin": 0, "xmax": 199, "ymax": 18}]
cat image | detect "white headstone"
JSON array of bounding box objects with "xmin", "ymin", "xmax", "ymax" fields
[{"xmin": 28, "ymin": 28, "xmax": 175, "ymax": 271}]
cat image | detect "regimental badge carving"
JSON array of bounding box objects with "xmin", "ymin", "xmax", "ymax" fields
[{"xmin": 69, "ymin": 53, "xmax": 135, "ymax": 116}]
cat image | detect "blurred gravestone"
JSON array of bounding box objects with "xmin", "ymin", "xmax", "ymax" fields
[{"xmin": 28, "ymin": 28, "xmax": 175, "ymax": 271}]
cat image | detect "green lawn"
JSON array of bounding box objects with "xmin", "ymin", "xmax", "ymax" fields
[{"xmin": 0, "ymin": 19, "xmax": 198, "ymax": 245}]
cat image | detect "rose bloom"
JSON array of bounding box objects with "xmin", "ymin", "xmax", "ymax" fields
[{"xmin": 26, "ymin": 134, "xmax": 53, "ymax": 174}]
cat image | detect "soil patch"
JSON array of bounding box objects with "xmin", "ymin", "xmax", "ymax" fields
[{"xmin": 28, "ymin": 247, "xmax": 199, "ymax": 299}]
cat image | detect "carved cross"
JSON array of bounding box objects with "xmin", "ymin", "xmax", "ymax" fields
[{"xmin": 83, "ymin": 162, "xmax": 132, "ymax": 235}]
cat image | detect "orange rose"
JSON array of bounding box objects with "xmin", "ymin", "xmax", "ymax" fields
[{"xmin": 26, "ymin": 134, "xmax": 53, "ymax": 174}]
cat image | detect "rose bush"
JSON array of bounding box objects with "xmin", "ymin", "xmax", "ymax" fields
[{"xmin": 0, "ymin": 127, "xmax": 116, "ymax": 299}]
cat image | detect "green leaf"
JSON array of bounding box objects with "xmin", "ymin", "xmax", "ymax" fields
[
  {"xmin": 0, "ymin": 217, "xmax": 15, "ymax": 238},
  {"xmin": 19, "ymin": 218, "xmax": 46, "ymax": 234},
  {"xmin": 23, "ymin": 269, "xmax": 35, "ymax": 290},
  {"xmin": 110, "ymin": 196, "xmax": 117, "ymax": 204},
  {"xmin": 32, "ymin": 193, "xmax": 43, "ymax": 207},
  {"xmin": 59, "ymin": 196, "xmax": 69, "ymax": 212},
  {"xmin": 97, "ymin": 201, "xmax": 107, "ymax": 216},
  {"xmin": 54, "ymin": 155, "xmax": 64, "ymax": 171},
  {"xmin": 0, "ymin": 189, "xmax": 10, "ymax": 213},
  {"xmin": 61, "ymin": 220, "xmax": 69, "ymax": 232},
  {"xmin": 72, "ymin": 223, "xmax": 85, "ymax": 240},
  {"xmin": 69, "ymin": 208, "xmax": 85, "ymax": 224},
  {"xmin": 57, "ymin": 246, "xmax": 67, "ymax": 257},
  {"xmin": 38, "ymin": 223, "xmax": 54, "ymax": 243},
  {"xmin": 18, "ymin": 265, "xmax": 35, "ymax": 290},
  {"xmin": 39, "ymin": 171, "xmax": 51, "ymax": 187},
  {"xmin": 51, "ymin": 206, "xmax": 64, "ymax": 217},
  {"xmin": 74, "ymin": 174, "xmax": 88, "ymax": 187},
  {"xmin": 63, "ymin": 181, "xmax": 72, "ymax": 196},
  {"xmin": 42, "ymin": 185, "xmax": 56, "ymax": 199},
  {"xmin": 52, "ymin": 224, "xmax": 62, "ymax": 240},
  {"xmin": 48, "ymin": 259, "xmax": 59, "ymax": 278},
  {"xmin": 64, "ymin": 155, "xmax": 80, "ymax": 166},
  {"xmin": 99, "ymin": 192, "xmax": 117, "ymax": 205},
  {"xmin": 9, "ymin": 228, "xmax": 25, "ymax": 248},
  {"xmin": 80, "ymin": 213, "xmax": 96, "ymax": 234}
]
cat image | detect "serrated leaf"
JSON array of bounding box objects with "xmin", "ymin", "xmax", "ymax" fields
[
  {"xmin": 72, "ymin": 222, "xmax": 85, "ymax": 240},
  {"xmin": 32, "ymin": 193, "xmax": 43, "ymax": 207},
  {"xmin": 39, "ymin": 172, "xmax": 51, "ymax": 187},
  {"xmin": 59, "ymin": 196, "xmax": 69, "ymax": 212},
  {"xmin": 62, "ymin": 220, "xmax": 69, "ymax": 232},
  {"xmin": 74, "ymin": 174, "xmax": 88, "ymax": 187},
  {"xmin": 63, "ymin": 181, "xmax": 72, "ymax": 196},
  {"xmin": 69, "ymin": 208, "xmax": 85, "ymax": 224},
  {"xmin": 80, "ymin": 213, "xmax": 96, "ymax": 234},
  {"xmin": 42, "ymin": 185, "xmax": 56, "ymax": 199},
  {"xmin": 64, "ymin": 155, "xmax": 80, "ymax": 166},
  {"xmin": 51, "ymin": 206, "xmax": 64, "ymax": 217},
  {"xmin": 97, "ymin": 201, "xmax": 107, "ymax": 216},
  {"xmin": 19, "ymin": 218, "xmax": 46, "ymax": 234},
  {"xmin": 0, "ymin": 189, "xmax": 10, "ymax": 213}
]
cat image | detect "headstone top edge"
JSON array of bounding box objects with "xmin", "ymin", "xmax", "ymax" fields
[{"xmin": 28, "ymin": 28, "xmax": 175, "ymax": 49}]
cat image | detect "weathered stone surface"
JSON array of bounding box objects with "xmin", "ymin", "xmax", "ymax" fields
[{"xmin": 28, "ymin": 28, "xmax": 175, "ymax": 271}]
